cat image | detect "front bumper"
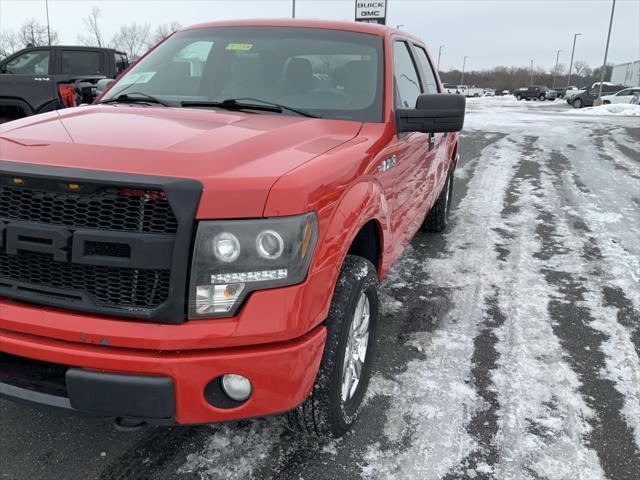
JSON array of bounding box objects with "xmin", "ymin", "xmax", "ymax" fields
[{"xmin": 0, "ymin": 325, "xmax": 326, "ymax": 424}]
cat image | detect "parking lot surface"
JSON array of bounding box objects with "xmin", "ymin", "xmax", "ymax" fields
[{"xmin": 1, "ymin": 98, "xmax": 638, "ymax": 480}]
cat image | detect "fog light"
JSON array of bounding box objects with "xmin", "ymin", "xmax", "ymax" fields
[{"xmin": 221, "ymin": 374, "xmax": 252, "ymax": 402}]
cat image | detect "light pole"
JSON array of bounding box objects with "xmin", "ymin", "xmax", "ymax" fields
[
  {"xmin": 530, "ymin": 59, "xmax": 534, "ymax": 85},
  {"xmin": 552, "ymin": 49, "xmax": 562, "ymax": 89},
  {"xmin": 437, "ymin": 45, "xmax": 444, "ymax": 72},
  {"xmin": 45, "ymin": 0, "xmax": 52, "ymax": 46},
  {"xmin": 567, "ymin": 32, "xmax": 582, "ymax": 87},
  {"xmin": 597, "ymin": 0, "xmax": 616, "ymax": 99},
  {"xmin": 292, "ymin": 0, "xmax": 295, "ymax": 18},
  {"xmin": 461, "ymin": 56, "xmax": 467, "ymax": 85}
]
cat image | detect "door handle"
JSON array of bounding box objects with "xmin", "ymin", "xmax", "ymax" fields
[{"xmin": 428, "ymin": 133, "xmax": 436, "ymax": 151}]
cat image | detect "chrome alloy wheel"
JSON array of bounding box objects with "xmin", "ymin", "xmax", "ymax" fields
[{"xmin": 341, "ymin": 292, "xmax": 370, "ymax": 403}]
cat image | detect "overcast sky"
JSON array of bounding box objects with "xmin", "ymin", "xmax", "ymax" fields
[{"xmin": 1, "ymin": 0, "xmax": 638, "ymax": 71}]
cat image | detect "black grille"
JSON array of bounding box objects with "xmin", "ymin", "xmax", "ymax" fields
[
  {"xmin": 0, "ymin": 184, "xmax": 178, "ymax": 234},
  {"xmin": 0, "ymin": 163, "xmax": 201, "ymax": 323},
  {"xmin": 0, "ymin": 251, "xmax": 171, "ymax": 310}
]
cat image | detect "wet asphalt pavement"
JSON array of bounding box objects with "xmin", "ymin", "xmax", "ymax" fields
[{"xmin": 1, "ymin": 98, "xmax": 639, "ymax": 480}]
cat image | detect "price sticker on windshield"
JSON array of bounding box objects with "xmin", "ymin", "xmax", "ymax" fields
[{"xmin": 225, "ymin": 43, "xmax": 253, "ymax": 51}]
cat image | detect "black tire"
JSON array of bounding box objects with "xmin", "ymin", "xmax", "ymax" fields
[
  {"xmin": 516, "ymin": 94, "xmax": 522, "ymax": 101},
  {"xmin": 287, "ymin": 255, "xmax": 379, "ymax": 438},
  {"xmin": 573, "ymin": 98, "xmax": 583, "ymax": 109},
  {"xmin": 539, "ymin": 94, "xmax": 546, "ymax": 101},
  {"xmin": 603, "ymin": 100, "xmax": 611, "ymax": 105},
  {"xmin": 422, "ymin": 167, "xmax": 454, "ymax": 232}
]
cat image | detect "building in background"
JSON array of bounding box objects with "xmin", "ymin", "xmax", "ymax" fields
[{"xmin": 610, "ymin": 60, "xmax": 639, "ymax": 86}]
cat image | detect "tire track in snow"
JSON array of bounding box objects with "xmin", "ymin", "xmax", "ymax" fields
[
  {"xmin": 530, "ymin": 137, "xmax": 640, "ymax": 477},
  {"xmin": 361, "ymin": 134, "xmax": 517, "ymax": 479},
  {"xmin": 489, "ymin": 138, "xmax": 605, "ymax": 480},
  {"xmin": 447, "ymin": 134, "xmax": 604, "ymax": 480}
]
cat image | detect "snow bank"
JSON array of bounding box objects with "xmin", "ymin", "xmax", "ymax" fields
[{"xmin": 568, "ymin": 103, "xmax": 640, "ymax": 116}]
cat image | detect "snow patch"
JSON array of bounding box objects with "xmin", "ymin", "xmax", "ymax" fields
[{"xmin": 565, "ymin": 103, "xmax": 640, "ymax": 116}]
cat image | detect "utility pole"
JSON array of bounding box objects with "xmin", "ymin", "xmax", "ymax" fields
[
  {"xmin": 567, "ymin": 32, "xmax": 582, "ymax": 87},
  {"xmin": 437, "ymin": 45, "xmax": 444, "ymax": 72},
  {"xmin": 552, "ymin": 49, "xmax": 562, "ymax": 89},
  {"xmin": 292, "ymin": 0, "xmax": 295, "ymax": 18},
  {"xmin": 597, "ymin": 0, "xmax": 616, "ymax": 99},
  {"xmin": 45, "ymin": 0, "xmax": 52, "ymax": 46},
  {"xmin": 530, "ymin": 59, "xmax": 534, "ymax": 85},
  {"xmin": 461, "ymin": 56, "xmax": 467, "ymax": 85}
]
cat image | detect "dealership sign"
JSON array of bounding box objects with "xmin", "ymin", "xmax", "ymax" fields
[{"xmin": 355, "ymin": 1, "xmax": 387, "ymax": 25}]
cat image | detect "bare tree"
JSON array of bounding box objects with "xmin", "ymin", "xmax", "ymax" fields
[
  {"xmin": 78, "ymin": 6, "xmax": 105, "ymax": 47},
  {"xmin": 148, "ymin": 21, "xmax": 181, "ymax": 48},
  {"xmin": 0, "ymin": 30, "xmax": 20, "ymax": 59},
  {"xmin": 555, "ymin": 62, "xmax": 567, "ymax": 76},
  {"xmin": 573, "ymin": 60, "xmax": 591, "ymax": 77},
  {"xmin": 17, "ymin": 19, "xmax": 58, "ymax": 47},
  {"xmin": 112, "ymin": 23, "xmax": 151, "ymax": 58}
]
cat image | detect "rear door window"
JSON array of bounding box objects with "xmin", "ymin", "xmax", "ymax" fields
[
  {"xmin": 60, "ymin": 50, "xmax": 106, "ymax": 75},
  {"xmin": 412, "ymin": 45, "xmax": 439, "ymax": 93}
]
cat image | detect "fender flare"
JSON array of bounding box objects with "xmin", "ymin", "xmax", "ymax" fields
[{"xmin": 315, "ymin": 179, "xmax": 391, "ymax": 280}]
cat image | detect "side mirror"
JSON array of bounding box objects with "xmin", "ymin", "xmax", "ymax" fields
[
  {"xmin": 396, "ymin": 94, "xmax": 465, "ymax": 134},
  {"xmin": 96, "ymin": 78, "xmax": 115, "ymax": 93}
]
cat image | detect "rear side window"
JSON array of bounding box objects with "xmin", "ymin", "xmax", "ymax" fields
[
  {"xmin": 61, "ymin": 50, "xmax": 105, "ymax": 75},
  {"xmin": 3, "ymin": 50, "xmax": 50, "ymax": 75},
  {"xmin": 393, "ymin": 41, "xmax": 421, "ymax": 108},
  {"xmin": 115, "ymin": 53, "xmax": 129, "ymax": 74},
  {"xmin": 412, "ymin": 46, "xmax": 439, "ymax": 94}
]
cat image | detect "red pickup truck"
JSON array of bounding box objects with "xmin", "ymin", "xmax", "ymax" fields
[{"xmin": 0, "ymin": 19, "xmax": 464, "ymax": 437}]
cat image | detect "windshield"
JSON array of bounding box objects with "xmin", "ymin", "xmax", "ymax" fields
[{"xmin": 102, "ymin": 27, "xmax": 383, "ymax": 122}]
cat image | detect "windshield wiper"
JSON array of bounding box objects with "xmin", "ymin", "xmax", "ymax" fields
[
  {"xmin": 99, "ymin": 92, "xmax": 171, "ymax": 107},
  {"xmin": 181, "ymin": 98, "xmax": 321, "ymax": 118}
]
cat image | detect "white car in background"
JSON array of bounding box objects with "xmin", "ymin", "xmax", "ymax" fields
[{"xmin": 601, "ymin": 87, "xmax": 640, "ymax": 104}]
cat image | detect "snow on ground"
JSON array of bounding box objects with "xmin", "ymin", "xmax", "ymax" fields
[
  {"xmin": 566, "ymin": 103, "xmax": 640, "ymax": 116},
  {"xmin": 362, "ymin": 100, "xmax": 639, "ymax": 479}
]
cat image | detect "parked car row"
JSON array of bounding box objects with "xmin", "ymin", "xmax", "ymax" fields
[
  {"xmin": 443, "ymin": 84, "xmax": 508, "ymax": 97},
  {"xmin": 514, "ymin": 85, "xmax": 557, "ymax": 101},
  {"xmin": 567, "ymin": 83, "xmax": 627, "ymax": 108},
  {"xmin": 601, "ymin": 87, "xmax": 640, "ymax": 104},
  {"xmin": 443, "ymin": 84, "xmax": 484, "ymax": 97}
]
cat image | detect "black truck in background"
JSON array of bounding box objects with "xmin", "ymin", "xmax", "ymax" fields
[{"xmin": 0, "ymin": 46, "xmax": 128, "ymax": 123}]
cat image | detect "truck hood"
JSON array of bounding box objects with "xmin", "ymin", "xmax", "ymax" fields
[{"xmin": 0, "ymin": 105, "xmax": 362, "ymax": 217}]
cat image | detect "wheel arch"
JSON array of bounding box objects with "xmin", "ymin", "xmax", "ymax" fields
[{"xmin": 346, "ymin": 219, "xmax": 383, "ymax": 274}]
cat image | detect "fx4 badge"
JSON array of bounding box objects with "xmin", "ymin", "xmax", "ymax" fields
[{"xmin": 378, "ymin": 155, "xmax": 396, "ymax": 173}]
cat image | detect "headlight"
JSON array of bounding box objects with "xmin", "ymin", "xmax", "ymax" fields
[{"xmin": 188, "ymin": 213, "xmax": 318, "ymax": 318}]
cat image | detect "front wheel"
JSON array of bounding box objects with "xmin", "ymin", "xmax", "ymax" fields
[
  {"xmin": 287, "ymin": 255, "xmax": 379, "ymax": 438},
  {"xmin": 539, "ymin": 94, "xmax": 546, "ymax": 101},
  {"xmin": 516, "ymin": 95, "xmax": 522, "ymax": 100},
  {"xmin": 573, "ymin": 98, "xmax": 583, "ymax": 108}
]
